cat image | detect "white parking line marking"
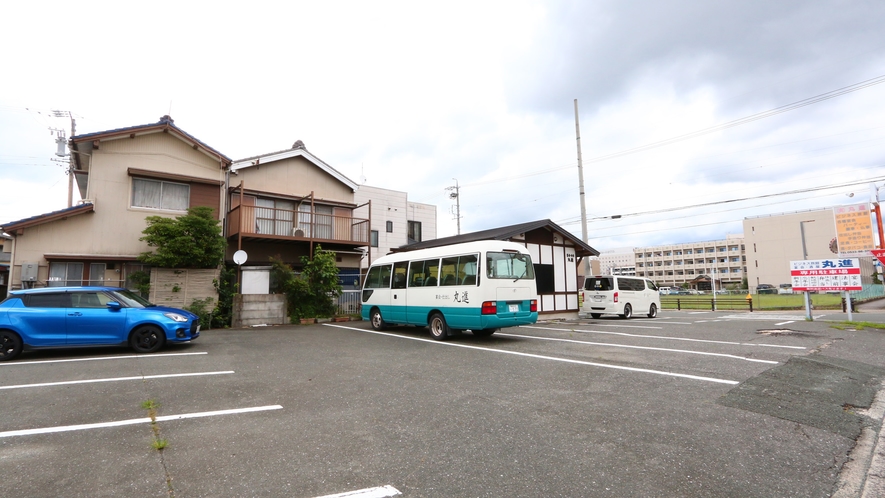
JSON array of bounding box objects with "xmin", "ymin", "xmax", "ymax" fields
[
  {"xmin": 0, "ymin": 352, "xmax": 208, "ymax": 366},
  {"xmin": 0, "ymin": 405, "xmax": 283, "ymax": 438},
  {"xmin": 497, "ymin": 333, "xmax": 778, "ymax": 364},
  {"xmin": 775, "ymin": 321, "xmax": 795, "ymax": 326},
  {"xmin": 324, "ymin": 324, "xmax": 739, "ymax": 385},
  {"xmin": 597, "ymin": 324, "xmax": 663, "ymax": 330},
  {"xmin": 315, "ymin": 484, "xmax": 402, "ymax": 498},
  {"xmin": 522, "ymin": 325, "xmax": 806, "ymax": 349},
  {"xmin": 0, "ymin": 371, "xmax": 235, "ymax": 390},
  {"xmin": 720, "ymin": 314, "xmax": 816, "ymax": 321}
]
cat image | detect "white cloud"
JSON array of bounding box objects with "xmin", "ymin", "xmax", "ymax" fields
[{"xmin": 2, "ymin": 0, "xmax": 885, "ymax": 253}]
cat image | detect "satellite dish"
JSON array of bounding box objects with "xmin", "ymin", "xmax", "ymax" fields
[{"xmin": 233, "ymin": 250, "xmax": 248, "ymax": 265}]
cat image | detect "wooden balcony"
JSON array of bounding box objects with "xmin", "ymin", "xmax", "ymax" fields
[{"xmin": 227, "ymin": 205, "xmax": 370, "ymax": 246}]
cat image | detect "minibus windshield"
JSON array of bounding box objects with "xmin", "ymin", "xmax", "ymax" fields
[{"xmin": 487, "ymin": 252, "xmax": 534, "ymax": 280}]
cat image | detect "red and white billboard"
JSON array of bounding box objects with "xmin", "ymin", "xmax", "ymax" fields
[{"xmin": 790, "ymin": 258, "xmax": 862, "ymax": 292}]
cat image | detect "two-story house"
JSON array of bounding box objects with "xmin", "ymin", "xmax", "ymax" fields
[
  {"xmin": 1, "ymin": 116, "xmax": 231, "ymax": 291},
  {"xmin": 225, "ymin": 140, "xmax": 370, "ymax": 284}
]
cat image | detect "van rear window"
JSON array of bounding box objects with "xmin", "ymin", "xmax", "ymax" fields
[{"xmin": 584, "ymin": 277, "xmax": 613, "ymax": 291}]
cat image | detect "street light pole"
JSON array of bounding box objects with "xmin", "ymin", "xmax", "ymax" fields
[{"xmin": 800, "ymin": 220, "xmax": 815, "ymax": 321}]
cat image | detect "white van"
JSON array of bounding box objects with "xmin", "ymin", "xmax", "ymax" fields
[{"xmin": 579, "ymin": 276, "xmax": 661, "ymax": 319}]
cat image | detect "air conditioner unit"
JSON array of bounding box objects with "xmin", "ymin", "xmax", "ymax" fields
[{"xmin": 292, "ymin": 228, "xmax": 304, "ymax": 237}]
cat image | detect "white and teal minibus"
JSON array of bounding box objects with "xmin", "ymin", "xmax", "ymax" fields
[{"xmin": 360, "ymin": 240, "xmax": 539, "ymax": 340}]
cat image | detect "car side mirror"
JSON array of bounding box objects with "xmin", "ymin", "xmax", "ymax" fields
[{"xmin": 107, "ymin": 301, "xmax": 122, "ymax": 310}]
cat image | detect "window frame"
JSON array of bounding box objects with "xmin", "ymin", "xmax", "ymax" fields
[{"xmin": 131, "ymin": 177, "xmax": 190, "ymax": 212}]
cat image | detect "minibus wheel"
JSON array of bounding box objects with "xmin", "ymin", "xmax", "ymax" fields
[
  {"xmin": 620, "ymin": 304, "xmax": 633, "ymax": 319},
  {"xmin": 370, "ymin": 308, "xmax": 387, "ymax": 330},
  {"xmin": 429, "ymin": 313, "xmax": 450, "ymax": 341}
]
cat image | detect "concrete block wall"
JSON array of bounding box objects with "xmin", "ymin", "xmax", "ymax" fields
[{"xmin": 232, "ymin": 294, "xmax": 288, "ymax": 327}]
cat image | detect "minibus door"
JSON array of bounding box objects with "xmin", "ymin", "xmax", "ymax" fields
[{"xmin": 388, "ymin": 262, "xmax": 409, "ymax": 323}]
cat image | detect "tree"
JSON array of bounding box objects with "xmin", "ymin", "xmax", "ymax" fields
[
  {"xmin": 270, "ymin": 245, "xmax": 342, "ymax": 320},
  {"xmin": 138, "ymin": 207, "xmax": 226, "ymax": 268}
]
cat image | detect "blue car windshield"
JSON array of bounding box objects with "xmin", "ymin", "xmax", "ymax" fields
[{"xmin": 108, "ymin": 289, "xmax": 155, "ymax": 308}]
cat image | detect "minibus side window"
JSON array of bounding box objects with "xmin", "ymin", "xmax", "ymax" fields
[
  {"xmin": 392, "ymin": 262, "xmax": 408, "ymax": 289},
  {"xmin": 364, "ymin": 265, "xmax": 392, "ymax": 289}
]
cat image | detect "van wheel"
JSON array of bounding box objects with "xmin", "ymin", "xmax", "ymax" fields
[
  {"xmin": 620, "ymin": 304, "xmax": 633, "ymax": 319},
  {"xmin": 590, "ymin": 313, "xmax": 601, "ymax": 319},
  {"xmin": 0, "ymin": 330, "xmax": 23, "ymax": 362},
  {"xmin": 370, "ymin": 308, "xmax": 387, "ymax": 330},
  {"xmin": 429, "ymin": 313, "xmax": 450, "ymax": 341},
  {"xmin": 647, "ymin": 303, "xmax": 658, "ymax": 318}
]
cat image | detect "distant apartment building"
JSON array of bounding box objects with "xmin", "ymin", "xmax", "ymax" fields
[
  {"xmin": 634, "ymin": 234, "xmax": 746, "ymax": 288},
  {"xmin": 595, "ymin": 248, "xmax": 636, "ymax": 276}
]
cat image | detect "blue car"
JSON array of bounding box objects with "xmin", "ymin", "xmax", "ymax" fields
[{"xmin": 0, "ymin": 286, "xmax": 200, "ymax": 361}]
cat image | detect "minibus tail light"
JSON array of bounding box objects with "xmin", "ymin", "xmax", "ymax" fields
[
  {"xmin": 530, "ymin": 300, "xmax": 537, "ymax": 312},
  {"xmin": 481, "ymin": 301, "xmax": 497, "ymax": 315},
  {"xmin": 613, "ymin": 291, "xmax": 619, "ymax": 303}
]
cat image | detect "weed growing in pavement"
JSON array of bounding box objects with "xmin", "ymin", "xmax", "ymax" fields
[{"xmin": 142, "ymin": 399, "xmax": 167, "ymax": 451}]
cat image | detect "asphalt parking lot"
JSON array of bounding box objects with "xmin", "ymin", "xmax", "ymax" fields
[{"xmin": 3, "ymin": 310, "xmax": 885, "ymax": 497}]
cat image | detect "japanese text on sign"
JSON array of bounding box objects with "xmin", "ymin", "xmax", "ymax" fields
[
  {"xmin": 790, "ymin": 258, "xmax": 862, "ymax": 291},
  {"xmin": 834, "ymin": 204, "xmax": 874, "ymax": 255}
]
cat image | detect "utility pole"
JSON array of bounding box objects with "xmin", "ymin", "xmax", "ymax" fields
[
  {"xmin": 52, "ymin": 110, "xmax": 76, "ymax": 207},
  {"xmin": 575, "ymin": 99, "xmax": 590, "ymax": 276},
  {"xmin": 446, "ymin": 179, "xmax": 462, "ymax": 235}
]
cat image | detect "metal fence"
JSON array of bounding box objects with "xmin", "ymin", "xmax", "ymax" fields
[{"xmin": 335, "ymin": 290, "xmax": 362, "ymax": 316}]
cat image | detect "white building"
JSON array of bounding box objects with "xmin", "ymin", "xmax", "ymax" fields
[
  {"xmin": 595, "ymin": 248, "xmax": 635, "ymax": 276},
  {"xmin": 354, "ymin": 185, "xmax": 437, "ymax": 269}
]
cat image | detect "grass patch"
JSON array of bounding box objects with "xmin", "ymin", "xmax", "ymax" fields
[
  {"xmin": 830, "ymin": 321, "xmax": 885, "ymax": 331},
  {"xmin": 661, "ymin": 293, "xmax": 847, "ymax": 311}
]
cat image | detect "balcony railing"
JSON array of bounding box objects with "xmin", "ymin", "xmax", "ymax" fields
[{"xmin": 227, "ymin": 205, "xmax": 370, "ymax": 245}]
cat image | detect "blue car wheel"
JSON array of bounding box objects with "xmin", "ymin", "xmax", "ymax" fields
[
  {"xmin": 0, "ymin": 330, "xmax": 23, "ymax": 362},
  {"xmin": 129, "ymin": 325, "xmax": 166, "ymax": 354}
]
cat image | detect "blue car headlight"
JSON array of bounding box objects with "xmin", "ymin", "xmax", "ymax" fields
[{"xmin": 164, "ymin": 312, "xmax": 189, "ymax": 323}]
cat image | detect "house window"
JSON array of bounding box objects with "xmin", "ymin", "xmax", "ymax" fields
[
  {"xmin": 48, "ymin": 262, "xmax": 84, "ymax": 287},
  {"xmin": 256, "ymin": 198, "xmax": 294, "ymax": 236},
  {"xmin": 370, "ymin": 230, "xmax": 379, "ymax": 248},
  {"xmin": 408, "ymin": 221, "xmax": 422, "ymax": 244},
  {"xmin": 386, "ymin": 221, "xmax": 393, "ymax": 233},
  {"xmin": 88, "ymin": 263, "xmax": 106, "ymax": 286},
  {"xmin": 132, "ymin": 178, "xmax": 189, "ymax": 211}
]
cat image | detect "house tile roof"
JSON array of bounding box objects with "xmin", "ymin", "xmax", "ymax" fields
[
  {"xmin": 72, "ymin": 115, "xmax": 232, "ymax": 164},
  {"xmin": 0, "ymin": 203, "xmax": 95, "ymax": 233},
  {"xmin": 231, "ymin": 141, "xmax": 358, "ymax": 191},
  {"xmin": 393, "ymin": 219, "xmax": 599, "ymax": 256}
]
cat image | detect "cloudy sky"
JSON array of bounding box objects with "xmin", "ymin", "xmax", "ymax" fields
[{"xmin": 2, "ymin": 0, "xmax": 884, "ymax": 253}]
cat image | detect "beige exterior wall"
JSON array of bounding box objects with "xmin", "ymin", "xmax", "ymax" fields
[
  {"xmin": 234, "ymin": 155, "xmax": 353, "ymax": 203},
  {"xmin": 743, "ymin": 209, "xmax": 838, "ymax": 289},
  {"xmin": 79, "ymin": 133, "xmax": 225, "ymax": 257}
]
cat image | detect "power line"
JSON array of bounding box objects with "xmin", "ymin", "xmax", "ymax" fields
[
  {"xmin": 582, "ymin": 73, "xmax": 885, "ymax": 165},
  {"xmin": 555, "ymin": 174, "xmax": 885, "ymax": 225}
]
